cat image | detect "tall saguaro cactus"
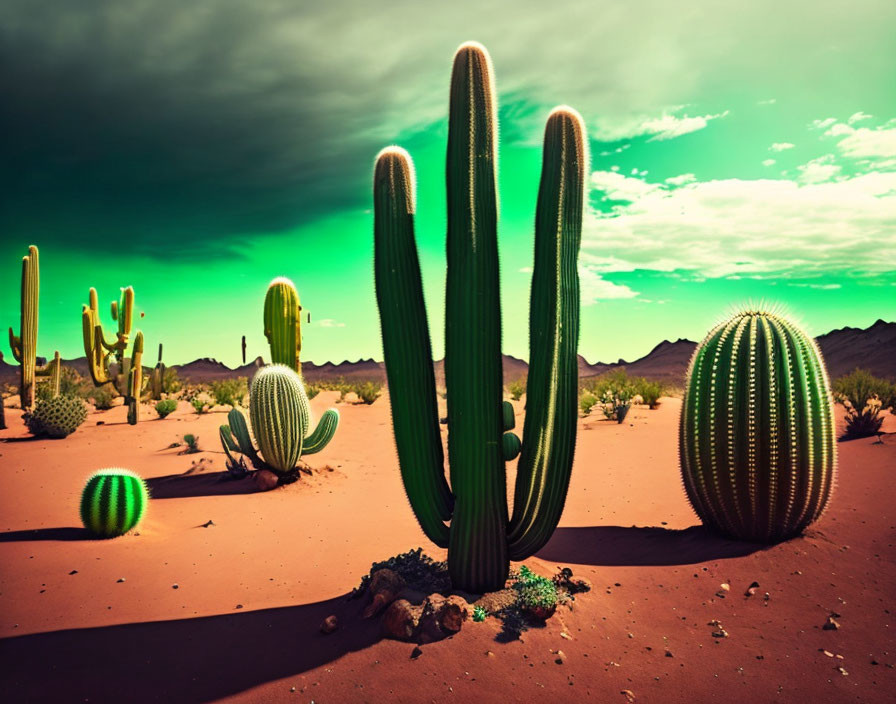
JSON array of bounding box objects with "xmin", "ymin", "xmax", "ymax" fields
[
  {"xmin": 8, "ymin": 245, "xmax": 61, "ymax": 410},
  {"xmin": 680, "ymin": 310, "xmax": 837, "ymax": 542},
  {"xmin": 81, "ymin": 286, "xmax": 146, "ymax": 424},
  {"xmin": 374, "ymin": 42, "xmax": 586, "ymax": 592},
  {"xmin": 264, "ymin": 277, "xmax": 302, "ymax": 374}
]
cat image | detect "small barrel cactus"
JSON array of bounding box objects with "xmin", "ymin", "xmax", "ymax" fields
[
  {"xmin": 680, "ymin": 310, "xmax": 837, "ymax": 542},
  {"xmin": 25, "ymin": 395, "xmax": 87, "ymax": 438},
  {"xmin": 80, "ymin": 469, "xmax": 148, "ymax": 537},
  {"xmin": 220, "ymin": 364, "xmax": 339, "ymax": 475}
]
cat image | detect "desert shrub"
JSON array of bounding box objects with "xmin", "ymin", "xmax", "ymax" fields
[
  {"xmin": 25, "ymin": 395, "xmax": 87, "ymax": 438},
  {"xmin": 305, "ymin": 383, "xmax": 321, "ymax": 400},
  {"xmin": 579, "ymin": 392, "xmax": 598, "ymax": 416},
  {"xmin": 512, "ymin": 565, "xmax": 558, "ymax": 617},
  {"xmin": 210, "ymin": 377, "xmax": 248, "ymax": 408},
  {"xmin": 507, "ymin": 378, "xmax": 526, "ymax": 401},
  {"xmin": 356, "ymin": 381, "xmax": 382, "ymax": 405},
  {"xmin": 35, "ymin": 365, "xmax": 91, "ymax": 401},
  {"xmin": 633, "ymin": 378, "xmax": 665, "ymax": 409},
  {"xmin": 191, "ymin": 396, "xmax": 212, "ymax": 414},
  {"xmin": 834, "ymin": 369, "xmax": 896, "ymax": 439},
  {"xmin": 89, "ymin": 384, "xmax": 117, "ymax": 410},
  {"xmin": 162, "ymin": 367, "xmax": 182, "ymax": 394},
  {"xmin": 182, "ymin": 433, "xmax": 200, "ymax": 453},
  {"xmin": 583, "ymin": 369, "xmax": 636, "ymax": 421},
  {"xmin": 155, "ymin": 399, "xmax": 178, "ymax": 418}
]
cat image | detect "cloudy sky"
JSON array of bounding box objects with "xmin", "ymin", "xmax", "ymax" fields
[{"xmin": 2, "ymin": 0, "xmax": 894, "ymax": 366}]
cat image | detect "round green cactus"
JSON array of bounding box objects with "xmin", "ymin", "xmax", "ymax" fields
[
  {"xmin": 80, "ymin": 469, "xmax": 148, "ymax": 538},
  {"xmin": 680, "ymin": 310, "xmax": 837, "ymax": 542},
  {"xmin": 249, "ymin": 364, "xmax": 307, "ymax": 473},
  {"xmin": 25, "ymin": 395, "xmax": 87, "ymax": 438}
]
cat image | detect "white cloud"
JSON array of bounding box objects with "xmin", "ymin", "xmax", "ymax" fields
[
  {"xmin": 769, "ymin": 142, "xmax": 795, "ymax": 152},
  {"xmin": 797, "ymin": 155, "xmax": 841, "ymax": 184},
  {"xmin": 762, "ymin": 158, "xmax": 776, "ymax": 167},
  {"xmin": 787, "ymin": 283, "xmax": 842, "ymax": 290},
  {"xmin": 594, "ymin": 109, "xmax": 729, "ymax": 142},
  {"xmin": 317, "ymin": 319, "xmax": 345, "ymax": 328},
  {"xmin": 848, "ymin": 111, "xmax": 873, "ymax": 124},
  {"xmin": 579, "ymin": 265, "xmax": 639, "ymax": 304},
  {"xmin": 758, "ymin": 98, "xmax": 777, "ymax": 105},
  {"xmin": 665, "ymin": 173, "xmax": 696, "ymax": 186},
  {"xmin": 582, "ymin": 169, "xmax": 896, "ymax": 279},
  {"xmin": 591, "ymin": 170, "xmax": 658, "ymax": 201}
]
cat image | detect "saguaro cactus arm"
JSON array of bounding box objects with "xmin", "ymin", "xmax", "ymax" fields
[
  {"xmin": 374, "ymin": 147, "xmax": 453, "ymax": 548},
  {"xmin": 302, "ymin": 408, "xmax": 340, "ymax": 455},
  {"xmin": 507, "ymin": 107, "xmax": 586, "ymax": 560},
  {"xmin": 264, "ymin": 278, "xmax": 302, "ymax": 373}
]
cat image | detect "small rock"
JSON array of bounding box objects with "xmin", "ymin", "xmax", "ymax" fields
[
  {"xmin": 555, "ymin": 650, "xmax": 567, "ymax": 664},
  {"xmin": 69, "ymin": 570, "xmax": 78, "ymax": 575},
  {"xmin": 363, "ymin": 569, "xmax": 406, "ymax": 618},
  {"xmin": 201, "ymin": 520, "xmax": 215, "ymax": 528},
  {"xmin": 745, "ymin": 581, "xmax": 760, "ymax": 597},
  {"xmin": 719, "ymin": 583, "xmax": 730, "ymax": 592},
  {"xmin": 320, "ymin": 615, "xmax": 339, "ymax": 634},
  {"xmin": 117, "ymin": 578, "xmax": 125, "ymax": 583},
  {"xmin": 621, "ymin": 689, "xmax": 636, "ymax": 702},
  {"xmin": 837, "ymin": 666, "xmax": 848, "ymax": 676},
  {"xmin": 253, "ymin": 470, "xmax": 279, "ymax": 491},
  {"xmin": 823, "ymin": 616, "xmax": 840, "ymax": 631},
  {"xmin": 382, "ymin": 599, "xmax": 421, "ymax": 641},
  {"xmin": 665, "ymin": 650, "xmax": 674, "ymax": 658},
  {"xmin": 822, "ymin": 650, "xmax": 834, "ymax": 658},
  {"xmin": 410, "ymin": 646, "xmax": 423, "ymax": 659},
  {"xmin": 172, "ymin": 584, "xmax": 179, "ymax": 589}
]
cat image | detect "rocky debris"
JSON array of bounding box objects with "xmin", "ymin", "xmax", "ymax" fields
[
  {"xmin": 253, "ymin": 469, "xmax": 279, "ymax": 491},
  {"xmin": 554, "ymin": 649, "xmax": 567, "ymax": 664},
  {"xmin": 201, "ymin": 519, "xmax": 215, "ymax": 528},
  {"xmin": 621, "ymin": 689, "xmax": 636, "ymax": 702},
  {"xmin": 383, "ymin": 593, "xmax": 471, "ymax": 643},
  {"xmin": 363, "ymin": 568, "xmax": 406, "ymax": 619},
  {"xmin": 708, "ymin": 619, "xmax": 729, "ymax": 638},
  {"xmin": 823, "ymin": 614, "xmax": 841, "ymax": 630},
  {"xmin": 410, "ymin": 646, "xmax": 423, "ymax": 659},
  {"xmin": 383, "ymin": 599, "xmax": 421, "ymax": 640},
  {"xmin": 553, "ymin": 567, "xmax": 592, "ymax": 595},
  {"xmin": 715, "ymin": 583, "xmax": 730, "ymax": 598},
  {"xmin": 320, "ymin": 615, "xmax": 339, "ymax": 634},
  {"xmin": 744, "ymin": 581, "xmax": 760, "ymax": 597}
]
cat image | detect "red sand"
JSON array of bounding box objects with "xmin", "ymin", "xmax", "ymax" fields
[{"xmin": 1, "ymin": 394, "xmax": 894, "ymax": 703}]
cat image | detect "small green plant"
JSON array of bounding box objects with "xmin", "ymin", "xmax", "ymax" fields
[
  {"xmin": 191, "ymin": 396, "xmax": 212, "ymax": 414},
  {"xmin": 633, "ymin": 378, "xmax": 665, "ymax": 409},
  {"xmin": 305, "ymin": 383, "xmax": 321, "ymax": 400},
  {"xmin": 24, "ymin": 395, "xmax": 88, "ymax": 438},
  {"xmin": 210, "ymin": 377, "xmax": 248, "ymax": 408},
  {"xmin": 89, "ymin": 384, "xmax": 116, "ymax": 410},
  {"xmin": 472, "ymin": 605, "xmax": 488, "ymax": 622},
  {"xmin": 512, "ymin": 565, "xmax": 558, "ymax": 618},
  {"xmin": 834, "ymin": 368, "xmax": 896, "ymax": 439},
  {"xmin": 356, "ymin": 381, "xmax": 382, "ymax": 405},
  {"xmin": 155, "ymin": 399, "xmax": 177, "ymax": 419},
  {"xmin": 579, "ymin": 392, "xmax": 597, "ymax": 416},
  {"xmin": 80, "ymin": 469, "xmax": 148, "ymax": 537},
  {"xmin": 182, "ymin": 433, "xmax": 199, "ymax": 453},
  {"xmin": 162, "ymin": 367, "xmax": 182, "ymax": 394},
  {"xmin": 507, "ymin": 378, "xmax": 526, "ymax": 401}
]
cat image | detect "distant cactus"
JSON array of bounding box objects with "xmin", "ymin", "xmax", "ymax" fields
[
  {"xmin": 220, "ymin": 364, "xmax": 339, "ymax": 476},
  {"xmin": 241, "ymin": 335, "xmax": 247, "ymax": 365},
  {"xmin": 264, "ymin": 278, "xmax": 303, "ymax": 374},
  {"xmin": 81, "ymin": 286, "xmax": 147, "ymax": 425},
  {"xmin": 374, "ymin": 43, "xmax": 585, "ymax": 592},
  {"xmin": 25, "ymin": 395, "xmax": 87, "ymax": 438},
  {"xmin": 149, "ymin": 343, "xmax": 165, "ymax": 400},
  {"xmin": 680, "ymin": 310, "xmax": 837, "ymax": 542},
  {"xmin": 8, "ymin": 246, "xmax": 61, "ymax": 410},
  {"xmin": 80, "ymin": 469, "xmax": 148, "ymax": 538}
]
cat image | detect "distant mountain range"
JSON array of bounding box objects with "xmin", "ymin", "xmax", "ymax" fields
[{"xmin": 2, "ymin": 319, "xmax": 893, "ymax": 389}]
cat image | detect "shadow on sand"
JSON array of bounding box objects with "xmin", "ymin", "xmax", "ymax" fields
[
  {"xmin": 0, "ymin": 527, "xmax": 92, "ymax": 542},
  {"xmin": 146, "ymin": 471, "xmax": 258, "ymax": 499},
  {"xmin": 0, "ymin": 594, "xmax": 379, "ymax": 703},
  {"xmin": 537, "ymin": 525, "xmax": 767, "ymax": 566}
]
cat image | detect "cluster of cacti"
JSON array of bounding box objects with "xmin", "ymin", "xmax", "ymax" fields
[
  {"xmin": 81, "ymin": 286, "xmax": 147, "ymax": 425},
  {"xmin": 374, "ymin": 42, "xmax": 586, "ymax": 592},
  {"xmin": 24, "ymin": 395, "xmax": 88, "ymax": 438},
  {"xmin": 80, "ymin": 469, "xmax": 149, "ymax": 538},
  {"xmin": 8, "ymin": 246, "xmax": 61, "ymax": 411},
  {"xmin": 220, "ymin": 364, "xmax": 339, "ymax": 474},
  {"xmin": 149, "ymin": 343, "xmax": 165, "ymax": 400},
  {"xmin": 679, "ymin": 310, "xmax": 837, "ymax": 542}
]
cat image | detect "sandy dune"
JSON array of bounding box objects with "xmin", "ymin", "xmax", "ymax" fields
[{"xmin": 0, "ymin": 393, "xmax": 893, "ymax": 703}]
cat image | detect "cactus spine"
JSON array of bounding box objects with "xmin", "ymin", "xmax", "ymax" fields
[
  {"xmin": 220, "ymin": 364, "xmax": 339, "ymax": 475},
  {"xmin": 374, "ymin": 42, "xmax": 585, "ymax": 592},
  {"xmin": 149, "ymin": 343, "xmax": 165, "ymax": 400},
  {"xmin": 80, "ymin": 469, "xmax": 149, "ymax": 537},
  {"xmin": 264, "ymin": 278, "xmax": 302, "ymax": 374},
  {"xmin": 680, "ymin": 310, "xmax": 837, "ymax": 542},
  {"xmin": 8, "ymin": 246, "xmax": 61, "ymax": 410},
  {"xmin": 81, "ymin": 286, "xmax": 146, "ymax": 424}
]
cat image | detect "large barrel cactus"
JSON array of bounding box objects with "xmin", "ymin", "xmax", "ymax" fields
[
  {"xmin": 680, "ymin": 310, "xmax": 837, "ymax": 542},
  {"xmin": 80, "ymin": 469, "xmax": 149, "ymax": 538},
  {"xmin": 374, "ymin": 42, "xmax": 586, "ymax": 592},
  {"xmin": 220, "ymin": 364, "xmax": 339, "ymax": 475}
]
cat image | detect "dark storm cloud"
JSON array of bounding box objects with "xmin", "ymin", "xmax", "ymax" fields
[{"xmin": 1, "ymin": 0, "xmax": 891, "ymax": 259}]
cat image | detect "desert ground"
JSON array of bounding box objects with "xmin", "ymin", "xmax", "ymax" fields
[{"xmin": 0, "ymin": 392, "xmax": 893, "ymax": 703}]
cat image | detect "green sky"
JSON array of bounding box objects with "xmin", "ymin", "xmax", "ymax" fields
[{"xmin": 2, "ymin": 1, "xmax": 894, "ymax": 367}]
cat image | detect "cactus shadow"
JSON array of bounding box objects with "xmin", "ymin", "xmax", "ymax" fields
[
  {"xmin": 538, "ymin": 525, "xmax": 767, "ymax": 567},
  {"xmin": 0, "ymin": 527, "xmax": 92, "ymax": 542},
  {"xmin": 145, "ymin": 471, "xmax": 259, "ymax": 498},
  {"xmin": 0, "ymin": 594, "xmax": 382, "ymax": 703}
]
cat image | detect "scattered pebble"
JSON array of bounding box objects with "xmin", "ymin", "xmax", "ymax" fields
[
  {"xmin": 320, "ymin": 615, "xmax": 339, "ymax": 634},
  {"xmin": 745, "ymin": 581, "xmax": 760, "ymax": 597},
  {"xmin": 555, "ymin": 650, "xmax": 567, "ymax": 664},
  {"xmin": 201, "ymin": 520, "xmax": 215, "ymax": 528},
  {"xmin": 823, "ymin": 616, "xmax": 840, "ymax": 631},
  {"xmin": 621, "ymin": 689, "xmax": 636, "ymax": 702},
  {"xmin": 172, "ymin": 584, "xmax": 179, "ymax": 590},
  {"xmin": 69, "ymin": 570, "xmax": 78, "ymax": 575},
  {"xmin": 117, "ymin": 578, "xmax": 125, "ymax": 583},
  {"xmin": 410, "ymin": 646, "xmax": 423, "ymax": 659}
]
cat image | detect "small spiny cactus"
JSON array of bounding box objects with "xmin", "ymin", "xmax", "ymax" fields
[
  {"xmin": 80, "ymin": 469, "xmax": 148, "ymax": 538},
  {"xmin": 25, "ymin": 395, "xmax": 87, "ymax": 438}
]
